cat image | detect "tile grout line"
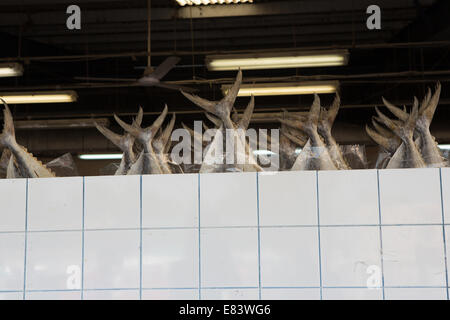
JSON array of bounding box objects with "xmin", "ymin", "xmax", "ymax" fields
[
  {"xmin": 22, "ymin": 179, "xmax": 29, "ymax": 300},
  {"xmin": 256, "ymin": 172, "xmax": 262, "ymax": 300},
  {"xmin": 4, "ymin": 222, "xmax": 450, "ymax": 235},
  {"xmin": 81, "ymin": 177, "xmax": 85, "ymax": 300},
  {"xmin": 376, "ymin": 170, "xmax": 386, "ymax": 300},
  {"xmin": 139, "ymin": 175, "xmax": 143, "ymax": 300},
  {"xmin": 198, "ymin": 173, "xmax": 201, "ymax": 300},
  {"xmin": 315, "ymin": 171, "xmax": 323, "ymax": 300},
  {"xmin": 8, "ymin": 284, "xmax": 449, "ymax": 295},
  {"xmin": 439, "ymin": 168, "xmax": 449, "ymax": 300}
]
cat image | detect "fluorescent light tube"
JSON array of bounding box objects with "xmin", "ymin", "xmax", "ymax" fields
[
  {"xmin": 0, "ymin": 63, "xmax": 23, "ymax": 77},
  {"xmin": 78, "ymin": 154, "xmax": 123, "ymax": 160},
  {"xmin": 253, "ymin": 150, "xmax": 276, "ymax": 156},
  {"xmin": 176, "ymin": 0, "xmax": 253, "ymax": 6},
  {"xmin": 15, "ymin": 118, "xmax": 109, "ymax": 130},
  {"xmin": 206, "ymin": 50, "xmax": 348, "ymax": 71},
  {"xmin": 222, "ymin": 81, "xmax": 339, "ymax": 97},
  {"xmin": 438, "ymin": 144, "xmax": 450, "ymax": 150},
  {"xmin": 0, "ymin": 91, "xmax": 77, "ymax": 104}
]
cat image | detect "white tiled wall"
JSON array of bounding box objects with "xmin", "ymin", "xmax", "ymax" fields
[{"xmin": 0, "ymin": 169, "xmax": 449, "ymax": 300}]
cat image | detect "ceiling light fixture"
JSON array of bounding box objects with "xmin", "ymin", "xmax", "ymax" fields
[
  {"xmin": 206, "ymin": 50, "xmax": 349, "ymax": 71},
  {"xmin": 78, "ymin": 154, "xmax": 123, "ymax": 160},
  {"xmin": 0, "ymin": 91, "xmax": 78, "ymax": 104},
  {"xmin": 0, "ymin": 63, "xmax": 24, "ymax": 77},
  {"xmin": 176, "ymin": 0, "xmax": 253, "ymax": 6},
  {"xmin": 222, "ymin": 81, "xmax": 339, "ymax": 97},
  {"xmin": 15, "ymin": 118, "xmax": 109, "ymax": 130},
  {"xmin": 253, "ymin": 150, "xmax": 276, "ymax": 156}
]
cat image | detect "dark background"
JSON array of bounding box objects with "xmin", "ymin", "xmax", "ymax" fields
[{"xmin": 0, "ymin": 0, "xmax": 449, "ymax": 174}]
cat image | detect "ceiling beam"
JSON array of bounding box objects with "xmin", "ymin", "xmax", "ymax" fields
[
  {"xmin": 1, "ymin": 11, "xmax": 416, "ymax": 38},
  {"xmin": 0, "ymin": 0, "xmax": 435, "ymax": 26},
  {"xmin": 175, "ymin": 0, "xmax": 434, "ymax": 19},
  {"xmin": 1, "ymin": 40, "xmax": 449, "ymax": 62},
  {"xmin": 30, "ymin": 23, "xmax": 403, "ymax": 45},
  {"xmin": 391, "ymin": 0, "xmax": 450, "ymax": 42}
]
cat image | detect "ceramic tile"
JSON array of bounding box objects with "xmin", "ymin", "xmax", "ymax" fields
[
  {"xmin": 322, "ymin": 288, "xmax": 382, "ymax": 300},
  {"xmin": 384, "ymin": 288, "xmax": 447, "ymax": 300},
  {"xmin": 83, "ymin": 289, "xmax": 139, "ymax": 300},
  {"xmin": 260, "ymin": 227, "xmax": 319, "ymax": 287},
  {"xmin": 142, "ymin": 229, "xmax": 198, "ymax": 288},
  {"xmin": 379, "ymin": 168, "xmax": 442, "ymax": 224},
  {"xmin": 84, "ymin": 175, "xmax": 140, "ymax": 229},
  {"xmin": 201, "ymin": 288, "xmax": 259, "ymax": 300},
  {"xmin": 26, "ymin": 231, "xmax": 82, "ymax": 291},
  {"xmin": 142, "ymin": 289, "xmax": 198, "ymax": 300},
  {"xmin": 258, "ymin": 171, "xmax": 317, "ymax": 226},
  {"xmin": 28, "ymin": 177, "xmax": 83, "ymax": 231},
  {"xmin": 200, "ymin": 172, "xmax": 257, "ymax": 227},
  {"xmin": 318, "ymin": 170, "xmax": 379, "ymax": 225},
  {"xmin": 83, "ymin": 230, "xmax": 140, "ymax": 289},
  {"xmin": 382, "ymin": 226, "xmax": 446, "ymax": 287},
  {"xmin": 261, "ymin": 288, "xmax": 320, "ymax": 300},
  {"xmin": 142, "ymin": 174, "xmax": 198, "ymax": 228},
  {"xmin": 0, "ymin": 233, "xmax": 24, "ymax": 291},
  {"xmin": 0, "ymin": 179, "xmax": 26, "ymax": 232},
  {"xmin": 26, "ymin": 290, "xmax": 81, "ymax": 300},
  {"xmin": 201, "ymin": 228, "xmax": 258, "ymax": 287},
  {"xmin": 320, "ymin": 227, "xmax": 382, "ymax": 287}
]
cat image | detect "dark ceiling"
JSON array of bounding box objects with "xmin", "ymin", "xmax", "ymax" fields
[{"xmin": 0, "ymin": 0, "xmax": 449, "ymax": 160}]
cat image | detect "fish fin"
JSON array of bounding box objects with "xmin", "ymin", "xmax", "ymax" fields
[
  {"xmin": 374, "ymin": 107, "xmax": 400, "ymax": 133},
  {"xmin": 182, "ymin": 122, "xmax": 204, "ymax": 148},
  {"xmin": 281, "ymin": 129, "xmax": 307, "ymax": 147},
  {"xmin": 285, "ymin": 124, "xmax": 307, "ymax": 143},
  {"xmin": 366, "ymin": 124, "xmax": 391, "ymax": 150},
  {"xmin": 134, "ymin": 106, "xmax": 144, "ymax": 127},
  {"xmin": 181, "ymin": 70, "xmax": 242, "ymax": 124},
  {"xmin": 278, "ymin": 118, "xmax": 305, "ymax": 131},
  {"xmin": 0, "ymin": 99, "xmax": 16, "ymax": 148},
  {"xmin": 421, "ymin": 82, "xmax": 441, "ymax": 122},
  {"xmin": 378, "ymin": 98, "xmax": 418, "ymax": 142},
  {"xmin": 162, "ymin": 113, "xmax": 176, "ymax": 154},
  {"xmin": 319, "ymin": 107, "xmax": 327, "ymax": 122},
  {"xmin": 114, "ymin": 105, "xmax": 168, "ymax": 144},
  {"xmin": 382, "ymin": 97, "xmax": 408, "ymax": 122},
  {"xmin": 18, "ymin": 145, "xmax": 55, "ymax": 177},
  {"xmin": 150, "ymin": 104, "xmax": 169, "ymax": 133},
  {"xmin": 180, "ymin": 91, "xmax": 216, "ymax": 114},
  {"xmin": 327, "ymin": 93, "xmax": 340, "ymax": 126},
  {"xmin": 0, "ymin": 100, "xmax": 54, "ymax": 177},
  {"xmin": 403, "ymin": 97, "xmax": 419, "ymax": 140},
  {"xmin": 307, "ymin": 94, "xmax": 321, "ymax": 129},
  {"xmin": 114, "ymin": 114, "xmax": 145, "ymax": 139},
  {"xmin": 372, "ymin": 117, "xmax": 394, "ymax": 138},
  {"xmin": 281, "ymin": 96, "xmax": 319, "ymax": 136},
  {"xmin": 95, "ymin": 122, "xmax": 125, "ymax": 151},
  {"xmin": 205, "ymin": 113, "xmax": 222, "ymax": 128},
  {"xmin": 220, "ymin": 69, "xmax": 242, "ymax": 115},
  {"xmin": 181, "ymin": 122, "xmax": 194, "ymax": 135},
  {"xmin": 6, "ymin": 155, "xmax": 18, "ymax": 179},
  {"xmin": 238, "ymin": 95, "xmax": 254, "ymax": 130},
  {"xmin": 419, "ymin": 87, "xmax": 432, "ymax": 115}
]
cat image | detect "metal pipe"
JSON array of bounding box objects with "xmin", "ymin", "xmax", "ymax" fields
[
  {"xmin": 0, "ymin": 69, "xmax": 449, "ymax": 91},
  {"xmin": 3, "ymin": 98, "xmax": 450, "ymax": 121},
  {"xmin": 0, "ymin": 40, "xmax": 449, "ymax": 62}
]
